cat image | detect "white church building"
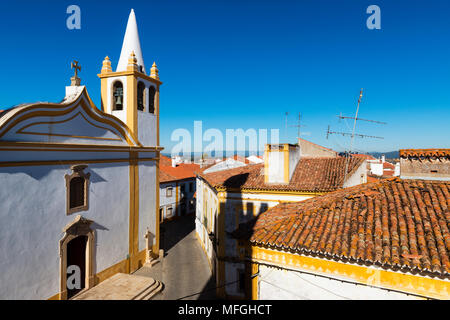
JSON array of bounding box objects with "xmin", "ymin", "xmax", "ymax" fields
[{"xmin": 0, "ymin": 9, "xmax": 162, "ymax": 299}]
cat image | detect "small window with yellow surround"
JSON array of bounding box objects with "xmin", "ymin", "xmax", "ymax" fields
[{"xmin": 65, "ymin": 165, "xmax": 90, "ymax": 215}]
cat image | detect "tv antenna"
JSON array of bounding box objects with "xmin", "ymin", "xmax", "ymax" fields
[
  {"xmin": 289, "ymin": 112, "xmax": 306, "ymax": 140},
  {"xmin": 326, "ymin": 88, "xmax": 386, "ymax": 181}
]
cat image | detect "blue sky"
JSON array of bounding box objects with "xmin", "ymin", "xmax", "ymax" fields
[{"xmin": 0, "ymin": 0, "xmax": 449, "ymax": 153}]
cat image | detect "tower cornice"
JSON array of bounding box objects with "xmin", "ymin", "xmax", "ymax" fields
[{"xmin": 97, "ymin": 70, "xmax": 163, "ymax": 85}]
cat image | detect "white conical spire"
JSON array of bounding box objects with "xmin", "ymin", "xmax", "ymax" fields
[{"xmin": 116, "ymin": 9, "xmax": 146, "ymax": 73}]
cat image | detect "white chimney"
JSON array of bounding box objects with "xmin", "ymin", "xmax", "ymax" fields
[
  {"xmin": 171, "ymin": 158, "xmax": 177, "ymax": 167},
  {"xmin": 264, "ymin": 144, "xmax": 301, "ymax": 184},
  {"xmin": 381, "ymin": 155, "xmax": 385, "ymax": 163}
]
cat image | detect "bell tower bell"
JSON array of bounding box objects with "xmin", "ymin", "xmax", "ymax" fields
[{"xmin": 98, "ymin": 9, "xmax": 161, "ymax": 147}]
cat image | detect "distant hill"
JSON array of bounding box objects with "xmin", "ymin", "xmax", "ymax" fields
[{"xmin": 367, "ymin": 151, "xmax": 399, "ymax": 160}]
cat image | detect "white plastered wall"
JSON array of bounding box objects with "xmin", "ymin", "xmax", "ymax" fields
[
  {"xmin": 195, "ymin": 178, "xmax": 218, "ymax": 269},
  {"xmin": 343, "ymin": 160, "xmax": 367, "ymax": 188},
  {"xmin": 267, "ymin": 151, "xmax": 285, "ymax": 183},
  {"xmin": 0, "ymin": 162, "xmax": 130, "ymax": 299},
  {"xmin": 258, "ymin": 264, "xmax": 420, "ymax": 300},
  {"xmin": 138, "ymin": 160, "xmax": 157, "ymax": 251}
]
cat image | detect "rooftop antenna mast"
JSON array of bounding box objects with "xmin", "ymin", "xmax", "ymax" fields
[
  {"xmin": 289, "ymin": 112, "xmax": 305, "ymax": 142},
  {"xmin": 326, "ymin": 88, "xmax": 386, "ymax": 181}
]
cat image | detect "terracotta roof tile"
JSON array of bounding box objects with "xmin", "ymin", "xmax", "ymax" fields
[
  {"xmin": 383, "ymin": 162, "xmax": 395, "ymax": 170},
  {"xmin": 400, "ymin": 149, "xmax": 450, "ymax": 158},
  {"xmin": 159, "ymin": 156, "xmax": 200, "ymax": 183},
  {"xmin": 160, "ymin": 155, "xmax": 172, "ymax": 166},
  {"xmin": 238, "ymin": 178, "xmax": 450, "ymax": 277},
  {"xmin": 199, "ymin": 157, "xmax": 365, "ymax": 193}
]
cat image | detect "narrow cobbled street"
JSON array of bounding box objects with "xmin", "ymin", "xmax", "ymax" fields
[{"xmin": 134, "ymin": 214, "xmax": 217, "ymax": 300}]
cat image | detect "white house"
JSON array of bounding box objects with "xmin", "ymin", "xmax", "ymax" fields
[
  {"xmin": 159, "ymin": 155, "xmax": 199, "ymax": 222},
  {"xmin": 195, "ymin": 143, "xmax": 367, "ymax": 299}
]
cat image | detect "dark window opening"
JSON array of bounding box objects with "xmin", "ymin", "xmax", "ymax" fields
[
  {"xmin": 148, "ymin": 86, "xmax": 156, "ymax": 114},
  {"xmin": 137, "ymin": 82, "xmax": 145, "ymax": 111},
  {"xmin": 113, "ymin": 81, "xmax": 123, "ymax": 110},
  {"xmin": 70, "ymin": 177, "xmax": 85, "ymax": 209},
  {"xmin": 431, "ymin": 170, "xmax": 438, "ymax": 173}
]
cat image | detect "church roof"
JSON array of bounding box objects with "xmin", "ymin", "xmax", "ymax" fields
[
  {"xmin": 116, "ymin": 9, "xmax": 146, "ymax": 74},
  {"xmin": 0, "ymin": 86, "xmax": 141, "ymax": 147}
]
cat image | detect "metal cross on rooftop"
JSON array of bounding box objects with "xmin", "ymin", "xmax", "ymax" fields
[
  {"xmin": 70, "ymin": 60, "xmax": 81, "ymax": 86},
  {"xmin": 71, "ymin": 60, "xmax": 81, "ymax": 78}
]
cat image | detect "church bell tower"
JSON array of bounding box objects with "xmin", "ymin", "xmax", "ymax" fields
[{"xmin": 98, "ymin": 9, "xmax": 161, "ymax": 147}]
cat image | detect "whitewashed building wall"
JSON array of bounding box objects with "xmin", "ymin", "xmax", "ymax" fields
[{"xmin": 258, "ymin": 264, "xmax": 420, "ymax": 300}]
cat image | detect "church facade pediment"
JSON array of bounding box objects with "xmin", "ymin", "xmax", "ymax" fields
[{"xmin": 0, "ymin": 86, "xmax": 141, "ymax": 147}]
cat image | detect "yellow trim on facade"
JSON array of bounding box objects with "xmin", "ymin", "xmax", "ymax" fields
[
  {"xmin": 223, "ymin": 196, "xmax": 312, "ymax": 203},
  {"xmin": 176, "ymin": 181, "xmax": 179, "ymax": 216},
  {"xmin": 100, "ymin": 78, "xmax": 108, "ymax": 112},
  {"xmin": 129, "ymin": 157, "xmax": 136, "ymax": 264},
  {"xmin": 153, "ymin": 157, "xmax": 161, "ymax": 255},
  {"xmin": 251, "ymin": 263, "xmax": 259, "ymax": 300},
  {"xmin": 215, "ymin": 188, "xmax": 326, "ymax": 197},
  {"xmin": 16, "ymin": 110, "xmax": 123, "ymax": 142},
  {"xmin": 217, "ymin": 198, "xmax": 226, "ymax": 298},
  {"xmin": 0, "ymin": 96, "xmax": 139, "ymax": 146},
  {"xmin": 127, "ymin": 151, "xmax": 141, "ymax": 272},
  {"xmin": 0, "ymin": 158, "xmax": 157, "ymax": 168},
  {"xmin": 264, "ymin": 145, "xmax": 269, "ymax": 184},
  {"xmin": 0, "ymin": 141, "xmax": 163, "ymax": 152},
  {"xmin": 47, "ymin": 293, "xmax": 60, "ymax": 300},
  {"xmin": 133, "ymin": 155, "xmax": 140, "ymax": 267},
  {"xmin": 16, "ymin": 131, "xmax": 122, "ymax": 142},
  {"xmin": 94, "ymin": 258, "xmax": 130, "ymax": 287},
  {"xmin": 251, "ymin": 246, "xmax": 450, "ymax": 300},
  {"xmin": 126, "ymin": 74, "xmax": 138, "ymax": 137},
  {"xmin": 98, "ymin": 70, "xmax": 163, "ymax": 86}
]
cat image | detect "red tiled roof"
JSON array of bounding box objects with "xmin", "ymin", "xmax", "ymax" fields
[
  {"xmin": 241, "ymin": 178, "xmax": 450, "ymax": 277},
  {"xmin": 199, "ymin": 157, "xmax": 365, "ymax": 193},
  {"xmin": 159, "ymin": 155, "xmax": 200, "ymax": 183},
  {"xmin": 383, "ymin": 162, "xmax": 395, "ymax": 170},
  {"xmin": 400, "ymin": 149, "xmax": 450, "ymax": 158},
  {"xmin": 367, "ymin": 175, "xmax": 381, "ymax": 183},
  {"xmin": 160, "ymin": 155, "xmax": 172, "ymax": 166}
]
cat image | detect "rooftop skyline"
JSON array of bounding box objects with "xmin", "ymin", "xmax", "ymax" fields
[{"xmin": 1, "ymin": 0, "xmax": 449, "ymax": 153}]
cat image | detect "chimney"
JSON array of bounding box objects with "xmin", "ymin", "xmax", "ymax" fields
[
  {"xmin": 264, "ymin": 144, "xmax": 301, "ymax": 184},
  {"xmin": 381, "ymin": 155, "xmax": 385, "ymax": 163},
  {"xmin": 171, "ymin": 158, "xmax": 177, "ymax": 167}
]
